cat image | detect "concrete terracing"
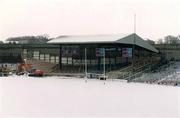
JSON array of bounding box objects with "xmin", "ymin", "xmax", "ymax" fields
[{"xmin": 26, "ymin": 59, "xmax": 57, "ymax": 73}]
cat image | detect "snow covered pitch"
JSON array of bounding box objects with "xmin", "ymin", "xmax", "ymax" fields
[{"xmin": 0, "ymin": 76, "xmax": 180, "ymax": 118}]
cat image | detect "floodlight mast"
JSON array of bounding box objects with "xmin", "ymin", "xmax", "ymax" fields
[{"xmin": 132, "ymin": 14, "xmax": 136, "ymax": 70}]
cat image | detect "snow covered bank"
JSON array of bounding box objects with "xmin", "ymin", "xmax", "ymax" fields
[{"xmin": 0, "ymin": 76, "xmax": 180, "ymax": 118}]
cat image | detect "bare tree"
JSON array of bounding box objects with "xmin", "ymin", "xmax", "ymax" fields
[
  {"xmin": 164, "ymin": 35, "xmax": 179, "ymax": 44},
  {"xmin": 157, "ymin": 39, "xmax": 163, "ymax": 44},
  {"xmin": 6, "ymin": 35, "xmax": 49, "ymax": 44}
]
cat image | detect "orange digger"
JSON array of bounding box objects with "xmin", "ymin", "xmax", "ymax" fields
[{"xmin": 16, "ymin": 63, "xmax": 32, "ymax": 75}]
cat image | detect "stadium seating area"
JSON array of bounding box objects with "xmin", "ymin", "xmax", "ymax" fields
[
  {"xmin": 26, "ymin": 59, "xmax": 57, "ymax": 73},
  {"xmin": 133, "ymin": 61, "xmax": 180, "ymax": 86},
  {"xmin": 107, "ymin": 58, "xmax": 157, "ymax": 79}
]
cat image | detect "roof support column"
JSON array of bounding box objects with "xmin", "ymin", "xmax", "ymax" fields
[{"xmin": 59, "ymin": 45, "xmax": 62, "ymax": 69}]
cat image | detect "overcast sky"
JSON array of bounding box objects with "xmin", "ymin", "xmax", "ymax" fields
[{"xmin": 0, "ymin": 0, "xmax": 179, "ymax": 41}]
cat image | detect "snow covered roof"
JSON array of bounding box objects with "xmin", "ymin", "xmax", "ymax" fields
[{"xmin": 48, "ymin": 33, "xmax": 158, "ymax": 53}]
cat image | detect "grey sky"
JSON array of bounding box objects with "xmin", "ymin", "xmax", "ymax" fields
[{"xmin": 0, "ymin": 0, "xmax": 179, "ymax": 41}]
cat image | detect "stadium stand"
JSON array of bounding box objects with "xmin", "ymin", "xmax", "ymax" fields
[{"xmin": 132, "ymin": 61, "xmax": 180, "ymax": 86}]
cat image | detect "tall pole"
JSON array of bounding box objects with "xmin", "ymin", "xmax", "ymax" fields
[
  {"xmin": 134, "ymin": 14, "xmax": 136, "ymax": 35},
  {"xmin": 85, "ymin": 47, "xmax": 87, "ymax": 78},
  {"xmin": 132, "ymin": 14, "xmax": 136, "ymax": 70}
]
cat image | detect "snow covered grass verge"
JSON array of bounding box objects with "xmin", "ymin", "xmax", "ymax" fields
[{"xmin": 0, "ymin": 76, "xmax": 180, "ymax": 118}]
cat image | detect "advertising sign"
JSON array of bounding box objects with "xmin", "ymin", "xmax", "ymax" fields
[
  {"xmin": 122, "ymin": 48, "xmax": 132, "ymax": 57},
  {"xmin": 96, "ymin": 48, "xmax": 105, "ymax": 57}
]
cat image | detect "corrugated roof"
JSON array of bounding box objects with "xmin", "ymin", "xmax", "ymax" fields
[
  {"xmin": 48, "ymin": 33, "xmax": 158, "ymax": 53},
  {"xmin": 48, "ymin": 34, "xmax": 130, "ymax": 44}
]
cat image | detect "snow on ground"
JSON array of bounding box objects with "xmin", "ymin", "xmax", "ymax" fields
[{"xmin": 0, "ymin": 76, "xmax": 180, "ymax": 118}]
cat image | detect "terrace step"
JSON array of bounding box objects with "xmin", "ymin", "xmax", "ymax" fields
[{"xmin": 26, "ymin": 59, "xmax": 57, "ymax": 73}]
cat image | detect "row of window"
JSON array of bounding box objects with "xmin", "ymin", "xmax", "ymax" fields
[
  {"xmin": 33, "ymin": 51, "xmax": 59, "ymax": 63},
  {"xmin": 61, "ymin": 57, "xmax": 132, "ymax": 65}
]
